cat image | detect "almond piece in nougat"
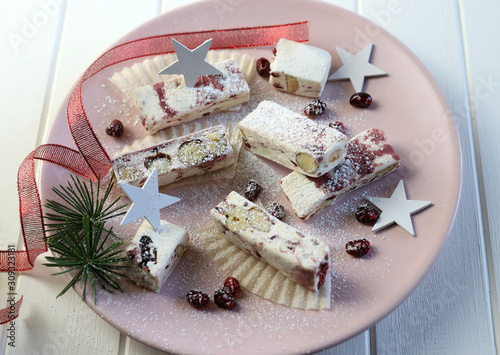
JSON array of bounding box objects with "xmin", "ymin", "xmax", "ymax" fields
[
  {"xmin": 281, "ymin": 128, "xmax": 401, "ymax": 220},
  {"xmin": 111, "ymin": 125, "xmax": 234, "ymax": 188},
  {"xmin": 210, "ymin": 191, "xmax": 330, "ymax": 292},
  {"xmin": 269, "ymin": 39, "xmax": 332, "ymax": 98},
  {"xmin": 238, "ymin": 100, "xmax": 347, "ymax": 177},
  {"xmin": 126, "ymin": 220, "xmax": 188, "ymax": 292}
]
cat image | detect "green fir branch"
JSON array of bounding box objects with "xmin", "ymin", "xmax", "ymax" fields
[
  {"xmin": 44, "ymin": 175, "xmax": 127, "ymax": 239},
  {"xmin": 43, "ymin": 175, "xmax": 130, "ymax": 304},
  {"xmin": 44, "ymin": 217, "xmax": 129, "ymax": 304}
]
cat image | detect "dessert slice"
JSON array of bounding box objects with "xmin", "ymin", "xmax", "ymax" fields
[
  {"xmin": 112, "ymin": 125, "xmax": 234, "ymax": 187},
  {"xmin": 126, "ymin": 220, "xmax": 188, "ymax": 292},
  {"xmin": 238, "ymin": 101, "xmax": 347, "ymax": 177},
  {"xmin": 134, "ymin": 59, "xmax": 250, "ymax": 134},
  {"xmin": 269, "ymin": 39, "xmax": 332, "ymax": 98},
  {"xmin": 210, "ymin": 191, "xmax": 330, "ymax": 292},
  {"xmin": 281, "ymin": 128, "xmax": 401, "ymax": 220}
]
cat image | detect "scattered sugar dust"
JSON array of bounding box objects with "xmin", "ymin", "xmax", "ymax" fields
[{"xmin": 69, "ymin": 53, "xmax": 397, "ymax": 353}]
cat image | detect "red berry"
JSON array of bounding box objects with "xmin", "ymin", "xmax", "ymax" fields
[
  {"xmin": 223, "ymin": 277, "xmax": 241, "ymax": 297},
  {"xmin": 186, "ymin": 290, "xmax": 209, "ymax": 308},
  {"xmin": 345, "ymin": 239, "xmax": 371, "ymax": 257},
  {"xmin": 214, "ymin": 287, "xmax": 236, "ymax": 309},
  {"xmin": 317, "ymin": 261, "xmax": 329, "ymax": 288},
  {"xmin": 105, "ymin": 119, "xmax": 124, "ymax": 137},
  {"xmin": 304, "ymin": 99, "xmax": 327, "ymax": 117},
  {"xmin": 137, "ymin": 236, "xmax": 157, "ymax": 269},
  {"xmin": 355, "ymin": 204, "xmax": 380, "ymax": 224},
  {"xmin": 329, "ymin": 121, "xmax": 347, "ymax": 135},
  {"xmin": 349, "ymin": 92, "xmax": 372, "ymax": 108},
  {"xmin": 266, "ymin": 202, "xmax": 286, "ymax": 220},
  {"xmin": 243, "ymin": 180, "xmax": 262, "ymax": 201},
  {"xmin": 256, "ymin": 58, "xmax": 271, "ymax": 78}
]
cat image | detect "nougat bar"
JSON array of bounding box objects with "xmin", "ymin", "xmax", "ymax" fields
[
  {"xmin": 126, "ymin": 220, "xmax": 188, "ymax": 292},
  {"xmin": 238, "ymin": 101, "xmax": 347, "ymax": 177},
  {"xmin": 210, "ymin": 191, "xmax": 330, "ymax": 292},
  {"xmin": 134, "ymin": 59, "xmax": 250, "ymax": 134},
  {"xmin": 111, "ymin": 125, "xmax": 234, "ymax": 187},
  {"xmin": 281, "ymin": 128, "xmax": 401, "ymax": 220},
  {"xmin": 269, "ymin": 39, "xmax": 332, "ymax": 98}
]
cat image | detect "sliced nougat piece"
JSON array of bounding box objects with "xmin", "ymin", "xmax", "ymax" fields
[
  {"xmin": 210, "ymin": 191, "xmax": 330, "ymax": 292},
  {"xmin": 126, "ymin": 220, "xmax": 188, "ymax": 292},
  {"xmin": 269, "ymin": 39, "xmax": 332, "ymax": 98},
  {"xmin": 281, "ymin": 128, "xmax": 401, "ymax": 220},
  {"xmin": 238, "ymin": 100, "xmax": 347, "ymax": 177},
  {"xmin": 134, "ymin": 59, "xmax": 250, "ymax": 134},
  {"xmin": 111, "ymin": 125, "xmax": 234, "ymax": 187}
]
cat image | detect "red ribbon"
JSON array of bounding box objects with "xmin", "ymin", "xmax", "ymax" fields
[{"xmin": 0, "ymin": 21, "xmax": 309, "ymax": 321}]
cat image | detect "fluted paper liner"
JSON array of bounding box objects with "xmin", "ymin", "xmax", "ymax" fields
[
  {"xmin": 198, "ymin": 221, "xmax": 331, "ymax": 310},
  {"xmin": 109, "ymin": 51, "xmax": 254, "ymax": 188},
  {"xmin": 109, "ymin": 51, "xmax": 255, "ymax": 105}
]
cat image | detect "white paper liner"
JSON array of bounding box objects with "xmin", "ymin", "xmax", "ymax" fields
[
  {"xmin": 108, "ymin": 50, "xmax": 254, "ymax": 189},
  {"xmin": 109, "ymin": 51, "xmax": 255, "ymax": 106},
  {"xmin": 198, "ymin": 221, "xmax": 331, "ymax": 310}
]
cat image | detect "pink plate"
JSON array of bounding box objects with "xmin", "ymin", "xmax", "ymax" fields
[{"xmin": 40, "ymin": 0, "xmax": 461, "ymax": 353}]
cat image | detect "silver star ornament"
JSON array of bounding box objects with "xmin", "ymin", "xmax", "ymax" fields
[
  {"xmin": 119, "ymin": 169, "xmax": 180, "ymax": 232},
  {"xmin": 328, "ymin": 43, "xmax": 387, "ymax": 92},
  {"xmin": 367, "ymin": 180, "xmax": 432, "ymax": 236},
  {"xmin": 159, "ymin": 38, "xmax": 222, "ymax": 87}
]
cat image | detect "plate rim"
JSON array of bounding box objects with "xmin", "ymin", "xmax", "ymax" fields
[{"xmin": 39, "ymin": 0, "xmax": 463, "ymax": 353}]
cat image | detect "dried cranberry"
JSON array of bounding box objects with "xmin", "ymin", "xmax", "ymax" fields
[
  {"xmin": 256, "ymin": 58, "xmax": 271, "ymax": 78},
  {"xmin": 243, "ymin": 180, "xmax": 262, "ymax": 201},
  {"xmin": 345, "ymin": 239, "xmax": 371, "ymax": 257},
  {"xmin": 214, "ymin": 287, "xmax": 236, "ymax": 309},
  {"xmin": 349, "ymin": 92, "xmax": 372, "ymax": 108},
  {"xmin": 304, "ymin": 99, "xmax": 327, "ymax": 118},
  {"xmin": 138, "ymin": 236, "xmax": 157, "ymax": 268},
  {"xmin": 317, "ymin": 261, "xmax": 329, "ymax": 288},
  {"xmin": 329, "ymin": 121, "xmax": 347, "ymax": 135},
  {"xmin": 105, "ymin": 119, "xmax": 124, "ymax": 137},
  {"xmin": 186, "ymin": 290, "xmax": 210, "ymax": 308},
  {"xmin": 266, "ymin": 202, "xmax": 286, "ymax": 220},
  {"xmin": 223, "ymin": 277, "xmax": 241, "ymax": 297},
  {"xmin": 272, "ymin": 46, "xmax": 277, "ymax": 56},
  {"xmin": 355, "ymin": 204, "xmax": 380, "ymax": 224},
  {"xmin": 194, "ymin": 75, "xmax": 224, "ymax": 90}
]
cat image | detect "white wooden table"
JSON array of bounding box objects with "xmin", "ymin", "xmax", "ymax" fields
[{"xmin": 0, "ymin": 0, "xmax": 498, "ymax": 354}]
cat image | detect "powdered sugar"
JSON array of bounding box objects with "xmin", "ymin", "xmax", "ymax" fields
[{"xmin": 68, "ymin": 49, "xmax": 399, "ymax": 354}]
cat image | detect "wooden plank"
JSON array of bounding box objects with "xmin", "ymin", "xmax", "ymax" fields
[
  {"xmin": 6, "ymin": 1, "xmax": 161, "ymax": 354},
  {"xmin": 358, "ymin": 0, "xmax": 495, "ymax": 354},
  {"xmin": 458, "ymin": 0, "xmax": 500, "ymax": 352},
  {"xmin": 0, "ymin": 4, "xmax": 63, "ymax": 251},
  {"xmin": 39, "ymin": 0, "xmax": 161, "ymax": 143},
  {"xmin": 0, "ymin": 1, "xmax": 66, "ymax": 353}
]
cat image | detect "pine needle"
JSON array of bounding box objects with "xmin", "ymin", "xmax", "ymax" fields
[
  {"xmin": 43, "ymin": 175, "xmax": 129, "ymax": 304},
  {"xmin": 44, "ymin": 175, "xmax": 127, "ymax": 239},
  {"xmin": 44, "ymin": 217, "xmax": 129, "ymax": 303}
]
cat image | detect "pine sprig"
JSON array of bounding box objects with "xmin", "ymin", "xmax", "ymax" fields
[
  {"xmin": 44, "ymin": 217, "xmax": 129, "ymax": 304},
  {"xmin": 43, "ymin": 175, "xmax": 130, "ymax": 304},
  {"xmin": 44, "ymin": 175, "xmax": 127, "ymax": 238}
]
